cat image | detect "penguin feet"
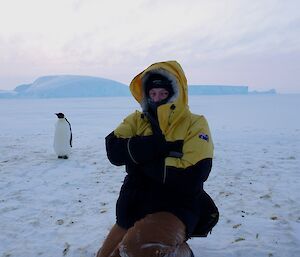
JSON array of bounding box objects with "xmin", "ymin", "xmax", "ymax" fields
[{"xmin": 58, "ymin": 155, "xmax": 68, "ymax": 159}]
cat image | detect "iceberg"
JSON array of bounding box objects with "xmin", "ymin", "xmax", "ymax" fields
[
  {"xmin": 189, "ymin": 85, "xmax": 249, "ymax": 95},
  {"xmin": 0, "ymin": 76, "xmax": 276, "ymax": 98},
  {"xmin": 3, "ymin": 75, "xmax": 130, "ymax": 98}
]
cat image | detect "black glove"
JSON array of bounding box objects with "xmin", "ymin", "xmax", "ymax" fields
[
  {"xmin": 166, "ymin": 140, "xmax": 184, "ymax": 158},
  {"xmin": 141, "ymin": 112, "xmax": 183, "ymax": 159},
  {"xmin": 127, "ymin": 134, "xmax": 169, "ymax": 164}
]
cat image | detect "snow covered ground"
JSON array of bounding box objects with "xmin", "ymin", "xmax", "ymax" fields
[{"xmin": 0, "ymin": 95, "xmax": 299, "ymax": 257}]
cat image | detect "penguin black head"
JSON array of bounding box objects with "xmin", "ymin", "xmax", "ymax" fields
[{"xmin": 55, "ymin": 113, "xmax": 65, "ymax": 119}]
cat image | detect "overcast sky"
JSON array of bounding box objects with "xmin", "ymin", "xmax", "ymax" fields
[{"xmin": 0, "ymin": 0, "xmax": 299, "ymax": 93}]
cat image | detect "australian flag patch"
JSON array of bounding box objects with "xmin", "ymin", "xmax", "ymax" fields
[{"xmin": 199, "ymin": 133, "xmax": 209, "ymax": 142}]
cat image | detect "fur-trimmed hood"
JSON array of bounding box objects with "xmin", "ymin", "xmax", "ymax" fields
[
  {"xmin": 130, "ymin": 60, "xmax": 188, "ymax": 110},
  {"xmin": 129, "ymin": 60, "xmax": 190, "ymax": 136}
]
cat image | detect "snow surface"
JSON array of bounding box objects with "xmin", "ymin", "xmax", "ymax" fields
[{"xmin": 0, "ymin": 95, "xmax": 299, "ymax": 257}]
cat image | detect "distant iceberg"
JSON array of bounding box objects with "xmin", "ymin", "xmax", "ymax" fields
[
  {"xmin": 0, "ymin": 75, "xmax": 276, "ymax": 98},
  {"xmin": 189, "ymin": 85, "xmax": 249, "ymax": 95},
  {"xmin": 0, "ymin": 89, "xmax": 17, "ymax": 98},
  {"xmin": 0, "ymin": 75, "xmax": 130, "ymax": 98},
  {"xmin": 249, "ymin": 89, "xmax": 276, "ymax": 95}
]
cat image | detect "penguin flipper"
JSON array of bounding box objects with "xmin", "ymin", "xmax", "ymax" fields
[{"xmin": 65, "ymin": 118, "xmax": 73, "ymax": 147}]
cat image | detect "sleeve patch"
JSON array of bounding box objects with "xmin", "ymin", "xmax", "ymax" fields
[{"xmin": 199, "ymin": 133, "xmax": 209, "ymax": 142}]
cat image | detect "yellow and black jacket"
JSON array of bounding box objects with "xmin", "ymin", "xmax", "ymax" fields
[{"xmin": 105, "ymin": 61, "xmax": 214, "ymax": 236}]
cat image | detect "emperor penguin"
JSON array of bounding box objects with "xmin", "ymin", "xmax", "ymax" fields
[{"xmin": 54, "ymin": 113, "xmax": 72, "ymax": 159}]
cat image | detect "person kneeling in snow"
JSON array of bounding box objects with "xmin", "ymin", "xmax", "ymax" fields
[{"xmin": 97, "ymin": 61, "xmax": 216, "ymax": 257}]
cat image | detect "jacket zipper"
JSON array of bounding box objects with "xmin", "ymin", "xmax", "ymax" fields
[
  {"xmin": 163, "ymin": 161, "xmax": 167, "ymax": 184},
  {"xmin": 163, "ymin": 105, "xmax": 175, "ymax": 184}
]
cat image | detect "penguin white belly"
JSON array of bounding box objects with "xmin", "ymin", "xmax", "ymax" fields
[{"xmin": 54, "ymin": 121, "xmax": 71, "ymax": 156}]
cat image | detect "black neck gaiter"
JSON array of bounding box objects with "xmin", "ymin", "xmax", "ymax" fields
[{"xmin": 147, "ymin": 97, "xmax": 170, "ymax": 121}]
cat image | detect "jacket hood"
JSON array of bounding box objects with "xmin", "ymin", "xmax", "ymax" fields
[
  {"xmin": 129, "ymin": 61, "xmax": 188, "ymax": 111},
  {"xmin": 129, "ymin": 61, "xmax": 190, "ymax": 135}
]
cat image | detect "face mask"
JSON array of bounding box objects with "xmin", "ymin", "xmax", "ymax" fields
[{"xmin": 146, "ymin": 97, "xmax": 171, "ymax": 120}]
